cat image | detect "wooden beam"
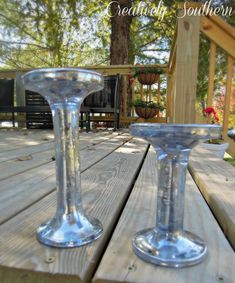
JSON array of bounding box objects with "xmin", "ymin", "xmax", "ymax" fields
[
  {"xmin": 123, "ymin": 75, "xmax": 127, "ymax": 117},
  {"xmin": 222, "ymin": 56, "xmax": 234, "ymax": 135},
  {"xmin": 120, "ymin": 116, "xmax": 167, "ymax": 124},
  {"xmin": 87, "ymin": 115, "xmax": 167, "ymax": 124},
  {"xmin": 174, "ymin": 10, "xmax": 200, "ymax": 123},
  {"xmin": 178, "ymin": 2, "xmax": 203, "ymax": 9},
  {"xmin": 166, "ymin": 75, "xmax": 173, "ymax": 122},
  {"xmin": 200, "ymin": 16, "xmax": 235, "ymax": 59},
  {"xmin": 207, "ymin": 42, "xmax": 216, "ymax": 107},
  {"xmin": 189, "ymin": 146, "xmax": 235, "ymax": 248},
  {"xmin": 0, "ymin": 64, "xmax": 169, "ymax": 78},
  {"xmin": 168, "ymin": 30, "xmax": 177, "ymax": 74},
  {"xmin": 178, "ymin": 0, "xmax": 235, "ymax": 41},
  {"xmin": 208, "ymin": 15, "xmax": 235, "ymax": 40}
]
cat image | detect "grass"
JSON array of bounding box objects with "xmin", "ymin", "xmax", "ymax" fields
[{"xmin": 224, "ymin": 153, "xmax": 235, "ymax": 167}]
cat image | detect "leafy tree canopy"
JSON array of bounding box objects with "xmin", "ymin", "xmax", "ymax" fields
[
  {"xmin": 0, "ymin": 0, "xmax": 178, "ymax": 69},
  {"xmin": 0, "ymin": 0, "xmax": 233, "ymax": 71}
]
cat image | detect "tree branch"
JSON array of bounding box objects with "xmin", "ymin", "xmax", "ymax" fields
[
  {"xmin": 0, "ymin": 12, "xmax": 39, "ymax": 43},
  {"xmin": 0, "ymin": 40, "xmax": 48, "ymax": 50}
]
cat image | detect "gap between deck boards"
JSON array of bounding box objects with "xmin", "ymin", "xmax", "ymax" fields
[
  {"xmin": 0, "ymin": 133, "xmax": 133, "ymax": 225},
  {"xmin": 89, "ymin": 144, "xmax": 150, "ymax": 282},
  {"xmin": 0, "ymin": 132, "xmax": 128, "ymax": 181},
  {"xmin": 0, "ymin": 138, "xmax": 149, "ymax": 283}
]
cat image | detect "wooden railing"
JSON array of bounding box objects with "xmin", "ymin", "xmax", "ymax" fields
[
  {"xmin": 0, "ymin": 64, "xmax": 168, "ymax": 125},
  {"xmin": 201, "ymin": 15, "xmax": 235, "ymax": 157},
  {"xmin": 168, "ymin": 2, "xmax": 235, "ymax": 157}
]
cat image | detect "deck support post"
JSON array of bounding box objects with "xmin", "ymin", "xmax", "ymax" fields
[{"xmin": 173, "ymin": 10, "xmax": 200, "ymax": 123}]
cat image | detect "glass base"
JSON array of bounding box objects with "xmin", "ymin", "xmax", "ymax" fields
[
  {"xmin": 132, "ymin": 228, "xmax": 207, "ymax": 267},
  {"xmin": 37, "ymin": 214, "xmax": 103, "ymax": 248}
]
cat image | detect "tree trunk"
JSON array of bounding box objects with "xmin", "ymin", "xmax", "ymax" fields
[{"xmin": 110, "ymin": 0, "xmax": 132, "ymax": 65}]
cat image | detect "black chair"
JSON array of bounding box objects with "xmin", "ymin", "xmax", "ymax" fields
[
  {"xmin": 0, "ymin": 75, "xmax": 121, "ymax": 131},
  {"xmin": 81, "ymin": 75, "xmax": 120, "ymax": 131},
  {"xmin": 25, "ymin": 90, "xmax": 53, "ymax": 129},
  {"xmin": 0, "ymin": 79, "xmax": 15, "ymax": 126}
]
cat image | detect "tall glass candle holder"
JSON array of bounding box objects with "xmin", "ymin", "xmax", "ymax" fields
[
  {"xmin": 23, "ymin": 68, "xmax": 104, "ymax": 248},
  {"xmin": 130, "ymin": 123, "xmax": 221, "ymax": 267}
]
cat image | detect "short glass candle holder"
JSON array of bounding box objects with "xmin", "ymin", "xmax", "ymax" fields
[
  {"xmin": 23, "ymin": 68, "xmax": 104, "ymax": 248},
  {"xmin": 130, "ymin": 123, "xmax": 221, "ymax": 267}
]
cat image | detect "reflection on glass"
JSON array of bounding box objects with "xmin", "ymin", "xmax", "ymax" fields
[
  {"xmin": 23, "ymin": 68, "xmax": 103, "ymax": 248},
  {"xmin": 130, "ymin": 123, "xmax": 221, "ymax": 267}
]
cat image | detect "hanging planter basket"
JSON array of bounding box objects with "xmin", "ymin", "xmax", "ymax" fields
[
  {"xmin": 135, "ymin": 106, "xmax": 159, "ymax": 119},
  {"xmin": 137, "ymin": 73, "xmax": 160, "ymax": 85}
]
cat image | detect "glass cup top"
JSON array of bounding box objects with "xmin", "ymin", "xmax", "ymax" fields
[
  {"xmin": 23, "ymin": 67, "xmax": 104, "ymax": 104},
  {"xmin": 130, "ymin": 123, "xmax": 221, "ymax": 151}
]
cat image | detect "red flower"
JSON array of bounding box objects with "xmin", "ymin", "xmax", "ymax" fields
[
  {"xmin": 203, "ymin": 107, "xmax": 219, "ymax": 123},
  {"xmin": 204, "ymin": 107, "xmax": 215, "ymax": 115}
]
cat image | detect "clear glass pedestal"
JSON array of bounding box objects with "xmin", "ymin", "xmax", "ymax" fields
[
  {"xmin": 130, "ymin": 123, "xmax": 221, "ymax": 267},
  {"xmin": 23, "ymin": 68, "xmax": 104, "ymax": 248}
]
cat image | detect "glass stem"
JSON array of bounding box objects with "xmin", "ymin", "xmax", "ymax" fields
[
  {"xmin": 52, "ymin": 102, "xmax": 83, "ymax": 220},
  {"xmin": 155, "ymin": 148, "xmax": 190, "ymax": 236}
]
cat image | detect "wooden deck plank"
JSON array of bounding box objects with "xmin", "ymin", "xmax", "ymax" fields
[
  {"xmin": 0, "ymin": 132, "xmax": 125, "ymax": 180},
  {"xmin": 0, "ymin": 133, "xmax": 131, "ymax": 224},
  {"xmin": 0, "ymin": 141, "xmax": 54, "ymax": 163},
  {"xmin": 93, "ymin": 147, "xmax": 235, "ymax": 283},
  {"xmin": 0, "ymin": 131, "xmax": 120, "ymax": 163},
  {"xmin": 189, "ymin": 146, "xmax": 235, "ymax": 250},
  {"xmin": 0, "ymin": 138, "xmax": 148, "ymax": 283},
  {"xmin": 0, "ymin": 130, "xmax": 54, "ymax": 152},
  {"xmin": 0, "ymin": 130, "xmax": 112, "ymax": 153}
]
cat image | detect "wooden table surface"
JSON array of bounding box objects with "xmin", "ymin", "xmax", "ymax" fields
[{"xmin": 0, "ymin": 129, "xmax": 234, "ymax": 283}]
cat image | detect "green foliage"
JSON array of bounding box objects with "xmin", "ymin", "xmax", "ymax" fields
[
  {"xmin": 133, "ymin": 97, "xmax": 165, "ymax": 111},
  {"xmin": 129, "ymin": 1, "xmax": 177, "ymax": 64},
  {"xmin": 0, "ymin": 0, "xmax": 177, "ymax": 69},
  {"xmin": 0, "ymin": 0, "xmax": 110, "ymax": 68},
  {"xmin": 133, "ymin": 66, "xmax": 163, "ymax": 77},
  {"xmin": 224, "ymin": 156, "xmax": 235, "ymax": 167},
  {"xmin": 0, "ymin": 0, "xmax": 233, "ymax": 72},
  {"xmin": 196, "ymin": 34, "xmax": 228, "ymax": 107}
]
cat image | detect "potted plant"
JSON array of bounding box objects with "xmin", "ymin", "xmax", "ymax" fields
[
  {"xmin": 134, "ymin": 66, "xmax": 163, "ymax": 85},
  {"xmin": 201, "ymin": 107, "xmax": 229, "ymax": 158},
  {"xmin": 133, "ymin": 98, "xmax": 164, "ymax": 119}
]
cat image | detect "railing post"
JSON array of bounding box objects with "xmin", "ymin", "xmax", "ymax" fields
[
  {"xmin": 15, "ymin": 72, "xmax": 26, "ymax": 127},
  {"xmin": 166, "ymin": 74, "xmax": 173, "ymax": 122},
  {"xmin": 207, "ymin": 42, "xmax": 217, "ymax": 107},
  {"xmin": 173, "ymin": 10, "xmax": 200, "ymax": 123},
  {"xmin": 222, "ymin": 56, "xmax": 234, "ymax": 137},
  {"xmin": 123, "ymin": 75, "xmax": 127, "ymax": 118}
]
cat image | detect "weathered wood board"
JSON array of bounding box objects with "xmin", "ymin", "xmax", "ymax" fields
[
  {"xmin": 0, "ymin": 138, "xmax": 148, "ymax": 283},
  {"xmin": 0, "ymin": 130, "xmax": 54, "ymax": 152},
  {"xmin": 0, "ymin": 132, "xmax": 126, "ymax": 180},
  {"xmin": 0, "ymin": 133, "xmax": 131, "ymax": 224},
  {"xmin": 93, "ymin": 147, "xmax": 235, "ymax": 283},
  {"xmin": 189, "ymin": 146, "xmax": 235, "ymax": 250},
  {"xmin": 0, "ymin": 130, "xmax": 117, "ymax": 153}
]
